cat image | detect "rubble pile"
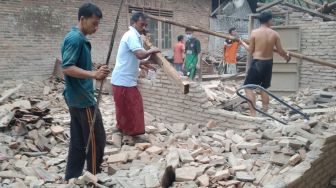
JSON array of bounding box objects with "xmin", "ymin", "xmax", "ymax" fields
[
  {"xmin": 202, "ymin": 81, "xmax": 244, "ymax": 111},
  {"xmin": 96, "ymin": 113, "xmax": 335, "ymax": 188},
  {"xmin": 265, "ymin": 84, "xmax": 336, "ymax": 124},
  {"xmin": 203, "ymin": 81, "xmax": 336, "ymax": 122},
  {"xmin": 0, "ymin": 80, "xmax": 70, "ymax": 187},
  {"xmin": 0, "ymin": 80, "xmax": 336, "ymax": 188}
]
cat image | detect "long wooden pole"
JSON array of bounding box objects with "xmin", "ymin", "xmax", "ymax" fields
[
  {"xmin": 85, "ymin": 0, "xmax": 124, "ymax": 155},
  {"xmin": 147, "ymin": 14, "xmax": 336, "ymax": 69}
]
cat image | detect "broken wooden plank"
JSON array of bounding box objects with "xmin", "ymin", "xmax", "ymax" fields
[
  {"xmin": 302, "ymin": 107, "xmax": 336, "ymax": 114},
  {"xmin": 21, "ymin": 151, "xmax": 48, "ymax": 157},
  {"xmin": 220, "ymin": 72, "xmax": 245, "ymax": 82},
  {"xmin": 143, "ymin": 37, "xmax": 189, "ymax": 94},
  {"xmin": 256, "ymin": 0, "xmax": 284, "ymax": 12},
  {"xmin": 0, "ymin": 84, "xmax": 22, "ymax": 103},
  {"xmin": 283, "ymin": 2, "xmax": 336, "ymax": 21},
  {"xmin": 52, "ymin": 58, "xmax": 64, "ymax": 80}
]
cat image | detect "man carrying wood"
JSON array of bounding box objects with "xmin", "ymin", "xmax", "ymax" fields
[
  {"xmin": 184, "ymin": 28, "xmax": 201, "ymax": 80},
  {"xmin": 220, "ymin": 27, "xmax": 240, "ymax": 74},
  {"xmin": 111, "ymin": 12, "xmax": 160, "ymax": 144},
  {"xmin": 240, "ymin": 11, "xmax": 290, "ymax": 117},
  {"xmin": 61, "ymin": 3, "xmax": 110, "ymax": 180}
]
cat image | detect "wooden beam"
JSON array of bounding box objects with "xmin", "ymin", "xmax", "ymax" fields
[
  {"xmin": 287, "ymin": 51, "xmax": 336, "ymax": 69},
  {"xmin": 210, "ymin": 1, "xmax": 227, "ymax": 17},
  {"xmin": 147, "ymin": 14, "xmax": 336, "ymax": 69},
  {"xmin": 256, "ymin": 0, "xmax": 284, "ymax": 12},
  {"xmin": 147, "ymin": 14, "xmax": 238, "ymax": 41},
  {"xmin": 304, "ymin": 0, "xmax": 322, "ymax": 9},
  {"xmin": 143, "ymin": 37, "xmax": 189, "ymax": 94},
  {"xmin": 283, "ymin": 2, "xmax": 336, "ymax": 21},
  {"xmin": 316, "ymin": 2, "xmax": 336, "ymax": 14}
]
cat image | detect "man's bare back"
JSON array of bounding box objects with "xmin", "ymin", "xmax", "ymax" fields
[
  {"xmin": 240, "ymin": 11, "xmax": 290, "ymax": 117},
  {"xmin": 251, "ymin": 26, "xmax": 279, "ymax": 60}
]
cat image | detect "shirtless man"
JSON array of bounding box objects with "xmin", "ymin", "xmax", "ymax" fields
[{"xmin": 240, "ymin": 11, "xmax": 290, "ymax": 117}]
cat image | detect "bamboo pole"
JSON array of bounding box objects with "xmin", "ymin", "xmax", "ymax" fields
[{"xmin": 147, "ymin": 14, "xmax": 336, "ymax": 69}]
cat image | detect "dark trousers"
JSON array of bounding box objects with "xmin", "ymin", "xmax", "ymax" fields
[{"xmin": 65, "ymin": 106, "xmax": 106, "ymax": 180}]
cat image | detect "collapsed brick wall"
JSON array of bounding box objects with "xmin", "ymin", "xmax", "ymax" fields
[
  {"xmin": 288, "ymin": 12, "xmax": 336, "ymax": 88},
  {"xmin": 138, "ymin": 70, "xmax": 265, "ymax": 128},
  {"xmin": 0, "ymin": 0, "xmax": 210, "ymax": 81},
  {"xmin": 265, "ymin": 135, "xmax": 336, "ymax": 188}
]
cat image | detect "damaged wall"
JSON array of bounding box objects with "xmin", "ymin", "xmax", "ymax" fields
[
  {"xmin": 138, "ymin": 70, "xmax": 265, "ymax": 128},
  {"xmin": 0, "ymin": 0, "xmax": 210, "ymax": 81},
  {"xmin": 288, "ymin": 12, "xmax": 336, "ymax": 88},
  {"xmin": 266, "ymin": 135, "xmax": 336, "ymax": 188}
]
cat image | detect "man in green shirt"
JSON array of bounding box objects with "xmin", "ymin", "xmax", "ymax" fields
[
  {"xmin": 184, "ymin": 28, "xmax": 201, "ymax": 80},
  {"xmin": 61, "ymin": 3, "xmax": 110, "ymax": 180}
]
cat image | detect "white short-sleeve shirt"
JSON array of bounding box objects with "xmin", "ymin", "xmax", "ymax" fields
[{"xmin": 111, "ymin": 26, "xmax": 144, "ymax": 87}]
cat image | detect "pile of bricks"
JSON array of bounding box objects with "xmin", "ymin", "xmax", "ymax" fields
[{"xmin": 1, "ymin": 75, "xmax": 336, "ymax": 187}]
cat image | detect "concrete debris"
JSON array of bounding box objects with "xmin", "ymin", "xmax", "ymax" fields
[
  {"xmin": 197, "ymin": 174, "xmax": 209, "ymax": 186},
  {"xmin": 178, "ymin": 149, "xmax": 194, "ymax": 163},
  {"xmin": 1, "ymin": 81, "xmax": 336, "ymax": 187},
  {"xmin": 146, "ymin": 145, "xmax": 163, "ymax": 155},
  {"xmin": 107, "ymin": 153, "xmax": 129, "ymax": 163},
  {"xmin": 80, "ymin": 171, "xmax": 98, "ymax": 183},
  {"xmin": 175, "ymin": 167, "xmax": 198, "ymax": 181},
  {"xmin": 213, "ymin": 169, "xmax": 230, "ymax": 181},
  {"xmin": 235, "ymin": 171, "xmax": 255, "ymax": 182}
]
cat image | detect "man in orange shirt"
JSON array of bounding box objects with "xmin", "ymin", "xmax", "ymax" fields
[
  {"xmin": 220, "ymin": 27, "xmax": 240, "ymax": 74},
  {"xmin": 173, "ymin": 35, "xmax": 185, "ymax": 73}
]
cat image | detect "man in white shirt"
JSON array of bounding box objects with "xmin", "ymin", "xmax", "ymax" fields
[{"xmin": 111, "ymin": 12, "xmax": 160, "ymax": 143}]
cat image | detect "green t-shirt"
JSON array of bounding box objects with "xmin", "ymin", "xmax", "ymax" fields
[
  {"xmin": 61, "ymin": 27, "xmax": 96, "ymax": 108},
  {"xmin": 185, "ymin": 37, "xmax": 201, "ymax": 55}
]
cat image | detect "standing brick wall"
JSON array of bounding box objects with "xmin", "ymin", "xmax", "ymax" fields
[
  {"xmin": 288, "ymin": 12, "xmax": 336, "ymax": 88},
  {"xmin": 0, "ymin": 0, "xmax": 210, "ymax": 81},
  {"xmin": 138, "ymin": 70, "xmax": 265, "ymax": 128}
]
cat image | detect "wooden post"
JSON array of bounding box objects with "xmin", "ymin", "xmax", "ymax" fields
[
  {"xmin": 247, "ymin": 15, "xmax": 254, "ymax": 72},
  {"xmin": 143, "ymin": 37, "xmax": 190, "ymax": 94},
  {"xmin": 285, "ymin": 11, "xmax": 290, "ymax": 25}
]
